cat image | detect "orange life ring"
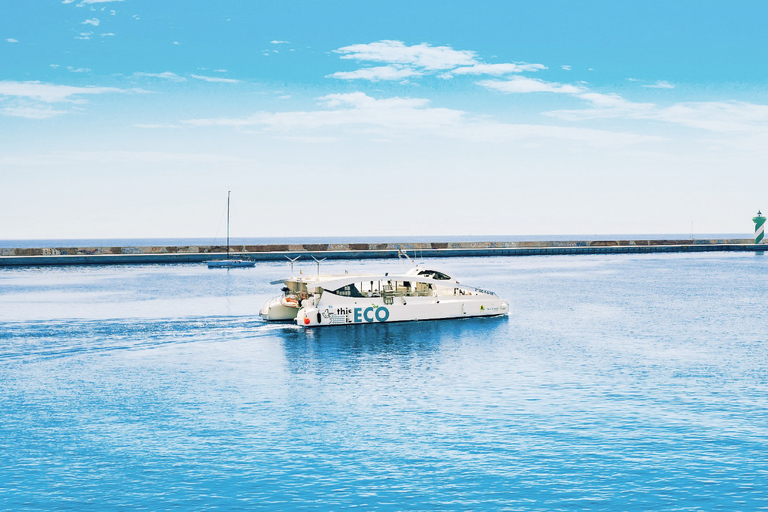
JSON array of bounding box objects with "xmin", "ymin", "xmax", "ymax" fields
[{"xmin": 281, "ymin": 296, "xmax": 300, "ymax": 308}]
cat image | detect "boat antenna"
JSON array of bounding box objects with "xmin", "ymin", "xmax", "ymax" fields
[
  {"xmin": 397, "ymin": 246, "xmax": 413, "ymax": 269},
  {"xmin": 311, "ymin": 255, "xmax": 326, "ymax": 276},
  {"xmin": 285, "ymin": 255, "xmax": 300, "ymax": 278}
]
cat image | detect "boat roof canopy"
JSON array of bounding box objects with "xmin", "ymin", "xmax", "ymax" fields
[{"xmin": 306, "ymin": 273, "xmax": 460, "ymax": 292}]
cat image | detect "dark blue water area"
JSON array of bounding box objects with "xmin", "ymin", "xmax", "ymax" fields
[
  {"xmin": 1, "ymin": 253, "xmax": 767, "ymax": 510},
  {"xmin": 0, "ymin": 234, "xmax": 750, "ymax": 249}
]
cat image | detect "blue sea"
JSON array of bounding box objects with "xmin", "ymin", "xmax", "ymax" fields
[{"xmin": 1, "ymin": 252, "xmax": 767, "ymax": 510}]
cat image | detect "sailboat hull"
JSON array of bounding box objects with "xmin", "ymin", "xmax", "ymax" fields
[{"xmin": 207, "ymin": 259, "xmax": 255, "ymax": 268}]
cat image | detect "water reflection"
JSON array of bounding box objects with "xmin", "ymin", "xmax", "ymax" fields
[{"xmin": 278, "ymin": 316, "xmax": 509, "ymax": 375}]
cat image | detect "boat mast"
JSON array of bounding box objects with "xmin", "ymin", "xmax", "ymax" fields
[{"xmin": 226, "ymin": 190, "xmax": 230, "ymax": 259}]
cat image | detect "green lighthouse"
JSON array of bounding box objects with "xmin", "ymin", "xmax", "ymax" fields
[{"xmin": 754, "ymin": 211, "xmax": 766, "ymax": 244}]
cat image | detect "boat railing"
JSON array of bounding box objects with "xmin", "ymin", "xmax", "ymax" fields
[
  {"xmin": 455, "ymin": 285, "xmax": 497, "ymax": 296},
  {"xmin": 382, "ymin": 284, "xmax": 395, "ymax": 305}
]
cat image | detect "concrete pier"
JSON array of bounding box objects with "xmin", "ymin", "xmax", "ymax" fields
[{"xmin": 0, "ymin": 239, "xmax": 762, "ymax": 266}]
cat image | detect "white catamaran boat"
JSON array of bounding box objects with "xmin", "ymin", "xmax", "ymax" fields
[
  {"xmin": 206, "ymin": 191, "xmax": 255, "ymax": 269},
  {"xmin": 260, "ymin": 256, "xmax": 508, "ymax": 327}
]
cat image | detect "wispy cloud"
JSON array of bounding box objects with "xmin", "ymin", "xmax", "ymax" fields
[
  {"xmin": 442, "ymin": 63, "xmax": 546, "ymax": 78},
  {"xmin": 328, "ymin": 65, "xmax": 422, "ymax": 81},
  {"xmin": 335, "ymin": 40, "xmax": 477, "ymax": 70},
  {"xmin": 0, "ymin": 150, "xmax": 243, "ymax": 166},
  {"xmin": 178, "ymin": 91, "xmax": 656, "ymax": 146},
  {"xmin": 1, "ymin": 104, "xmax": 70, "ymax": 119},
  {"xmin": 182, "ymin": 92, "xmax": 462, "ymax": 131},
  {"xmin": 270, "ymin": 40, "xmax": 290, "ymax": 44},
  {"xmin": 561, "ymin": 65, "xmax": 572, "ymax": 71},
  {"xmin": 643, "ymin": 80, "xmax": 675, "ymax": 89},
  {"xmin": 190, "ymin": 74, "xmax": 239, "ymax": 83},
  {"xmin": 474, "ymin": 71, "xmax": 767, "ymax": 133},
  {"xmin": 0, "ymin": 81, "xmax": 125, "ymax": 102},
  {"xmin": 331, "ymin": 40, "xmax": 548, "ymax": 84},
  {"xmin": 0, "ymin": 80, "xmax": 133, "ymax": 118},
  {"xmin": 548, "ymin": 94, "xmax": 768, "ymax": 133},
  {"xmin": 6, "ymin": 38, "xmax": 18, "ymax": 43},
  {"xmin": 63, "ymin": 0, "xmax": 123, "ymax": 5},
  {"xmin": 82, "ymin": 18, "xmax": 99, "ymax": 26},
  {"xmin": 479, "ymin": 76, "xmax": 585, "ymax": 94},
  {"xmin": 134, "ymin": 71, "xmax": 186, "ymax": 82}
]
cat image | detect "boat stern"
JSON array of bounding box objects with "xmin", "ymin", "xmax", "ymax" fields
[{"xmin": 260, "ymin": 295, "xmax": 300, "ymax": 321}]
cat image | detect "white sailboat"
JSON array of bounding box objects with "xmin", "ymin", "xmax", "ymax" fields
[{"xmin": 206, "ymin": 191, "xmax": 255, "ymax": 269}]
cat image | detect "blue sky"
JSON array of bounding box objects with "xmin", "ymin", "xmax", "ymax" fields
[{"xmin": 2, "ymin": 1, "xmax": 767, "ymax": 239}]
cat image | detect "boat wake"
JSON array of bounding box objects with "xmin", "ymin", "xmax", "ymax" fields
[{"xmin": 0, "ymin": 315, "xmax": 278, "ymax": 362}]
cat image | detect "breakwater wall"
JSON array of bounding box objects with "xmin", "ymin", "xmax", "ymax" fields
[{"xmin": 0, "ymin": 239, "xmax": 763, "ymax": 266}]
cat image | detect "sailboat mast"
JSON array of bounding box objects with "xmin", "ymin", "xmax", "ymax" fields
[{"xmin": 226, "ymin": 190, "xmax": 230, "ymax": 259}]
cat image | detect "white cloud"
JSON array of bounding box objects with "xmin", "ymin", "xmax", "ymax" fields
[
  {"xmin": 82, "ymin": 18, "xmax": 99, "ymax": 26},
  {"xmin": 547, "ymin": 92, "xmax": 768, "ymax": 133},
  {"xmin": 0, "ymin": 81, "xmax": 126, "ymax": 103},
  {"xmin": 134, "ymin": 71, "xmax": 186, "ymax": 82},
  {"xmin": 335, "ymin": 40, "xmax": 477, "ymax": 70},
  {"xmin": 0, "ymin": 80, "xmax": 134, "ymax": 119},
  {"xmin": 67, "ymin": 66, "xmax": 91, "ymax": 73},
  {"xmin": 443, "ymin": 63, "xmax": 546, "ymax": 77},
  {"xmin": 270, "ymin": 40, "xmax": 290, "ymax": 44},
  {"xmin": 183, "ymin": 92, "xmax": 463, "ymax": 131},
  {"xmin": 644, "ymin": 80, "xmax": 675, "ymax": 89},
  {"xmin": 0, "ymin": 150, "xmax": 243, "ymax": 166},
  {"xmin": 62, "ymin": 0, "xmax": 122, "ymax": 5},
  {"xmin": 331, "ymin": 40, "xmax": 550, "ymax": 84},
  {"xmin": 190, "ymin": 74, "xmax": 239, "ymax": 83},
  {"xmin": 179, "ymin": 91, "xmax": 655, "ymax": 146},
  {"xmin": 479, "ymin": 76, "xmax": 585, "ymax": 94},
  {"xmin": 75, "ymin": 32, "xmax": 93, "ymax": 40},
  {"xmin": 1, "ymin": 104, "xmax": 70, "ymax": 119},
  {"xmin": 561, "ymin": 65, "xmax": 572, "ymax": 71},
  {"xmin": 329, "ymin": 65, "xmax": 422, "ymax": 81},
  {"xmin": 6, "ymin": 38, "xmax": 18, "ymax": 43},
  {"xmin": 101, "ymin": 33, "xmax": 115, "ymax": 37}
]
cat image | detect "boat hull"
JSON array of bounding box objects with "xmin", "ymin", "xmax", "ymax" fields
[{"xmin": 295, "ymin": 295, "xmax": 508, "ymax": 327}]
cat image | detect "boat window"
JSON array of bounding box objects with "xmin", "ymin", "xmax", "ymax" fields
[
  {"xmin": 330, "ymin": 283, "xmax": 364, "ymax": 297},
  {"xmin": 418, "ymin": 270, "xmax": 451, "ymax": 280}
]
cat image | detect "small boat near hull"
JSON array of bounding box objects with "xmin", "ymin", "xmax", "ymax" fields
[
  {"xmin": 260, "ymin": 296, "xmax": 301, "ymax": 321},
  {"xmin": 207, "ymin": 259, "xmax": 255, "ymax": 269}
]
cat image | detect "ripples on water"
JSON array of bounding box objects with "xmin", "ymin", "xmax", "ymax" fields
[{"xmin": 1, "ymin": 254, "xmax": 767, "ymax": 510}]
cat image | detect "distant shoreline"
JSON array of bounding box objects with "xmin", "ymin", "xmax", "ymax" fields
[
  {"xmin": 0, "ymin": 234, "xmax": 750, "ymax": 249},
  {"xmin": 0, "ymin": 238, "xmax": 762, "ymax": 267}
]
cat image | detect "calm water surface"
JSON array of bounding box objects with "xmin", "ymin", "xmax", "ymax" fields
[{"xmin": 1, "ymin": 253, "xmax": 767, "ymax": 510}]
